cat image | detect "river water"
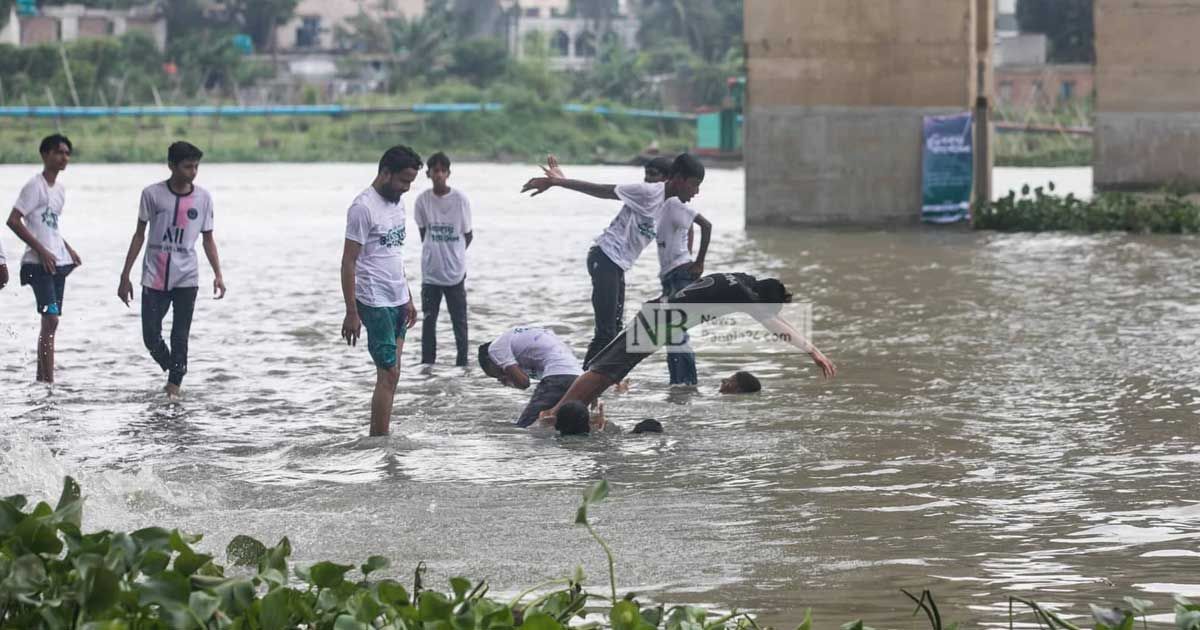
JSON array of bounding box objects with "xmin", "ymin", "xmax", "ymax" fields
[{"xmin": 2, "ymin": 163, "xmax": 1197, "ymax": 628}]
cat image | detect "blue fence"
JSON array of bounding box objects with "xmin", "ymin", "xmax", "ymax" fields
[{"xmin": 0, "ymin": 103, "xmax": 693, "ymax": 121}]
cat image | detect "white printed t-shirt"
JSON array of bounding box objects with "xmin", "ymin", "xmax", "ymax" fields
[
  {"xmin": 655, "ymin": 198, "xmax": 698, "ymax": 277},
  {"xmin": 413, "ymin": 188, "xmax": 472, "ymax": 287},
  {"xmin": 593, "ymin": 182, "xmax": 667, "ymax": 271},
  {"xmin": 139, "ymin": 181, "xmax": 214, "ymax": 290},
  {"xmin": 488, "ymin": 326, "xmax": 582, "ymax": 380},
  {"xmin": 13, "ymin": 173, "xmax": 70, "ymax": 266},
  {"xmin": 345, "ymin": 186, "xmax": 411, "ymax": 307}
]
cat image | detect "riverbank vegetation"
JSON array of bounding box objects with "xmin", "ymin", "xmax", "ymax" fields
[
  {"xmin": 0, "ymin": 90, "xmax": 693, "ymax": 165},
  {"xmin": 0, "ymin": 1, "xmax": 739, "ymax": 164},
  {"xmin": 975, "ymin": 183, "xmax": 1200, "ymax": 232},
  {"xmin": 2, "ymin": 477, "xmax": 1197, "ymax": 629},
  {"xmin": 993, "ymin": 104, "xmax": 1093, "ymax": 167}
]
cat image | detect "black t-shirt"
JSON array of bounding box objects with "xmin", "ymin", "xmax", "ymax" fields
[{"xmin": 666, "ymin": 273, "xmax": 783, "ymax": 321}]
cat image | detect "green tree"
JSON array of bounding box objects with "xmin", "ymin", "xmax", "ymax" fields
[
  {"xmin": 448, "ymin": 38, "xmax": 509, "ymax": 87},
  {"xmin": 637, "ymin": 0, "xmax": 741, "ymax": 63},
  {"xmin": 1016, "ymin": 0, "xmax": 1095, "ymax": 63},
  {"xmin": 224, "ymin": 0, "xmax": 301, "ymax": 52}
]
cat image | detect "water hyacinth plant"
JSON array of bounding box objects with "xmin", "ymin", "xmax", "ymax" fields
[
  {"xmin": 0, "ymin": 477, "xmax": 1195, "ymax": 629},
  {"xmin": 974, "ymin": 183, "xmax": 1200, "ymax": 233}
]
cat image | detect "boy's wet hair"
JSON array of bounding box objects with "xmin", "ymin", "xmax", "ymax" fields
[
  {"xmin": 631, "ymin": 418, "xmax": 663, "ymax": 434},
  {"xmin": 427, "ymin": 152, "xmax": 451, "ymax": 171},
  {"xmin": 754, "ymin": 278, "xmax": 792, "ymax": 303},
  {"xmin": 734, "ymin": 371, "xmax": 762, "ymax": 393},
  {"xmin": 670, "ymin": 153, "xmax": 705, "ymax": 182},
  {"xmin": 168, "ymin": 141, "xmax": 203, "ymax": 165},
  {"xmin": 556, "ymin": 402, "xmax": 591, "ymax": 435},
  {"xmin": 477, "ymin": 343, "xmax": 493, "ymax": 372},
  {"xmin": 379, "ymin": 145, "xmax": 423, "ymax": 174},
  {"xmin": 644, "ymin": 157, "xmax": 673, "ymax": 177},
  {"xmin": 39, "ymin": 133, "xmax": 72, "ymax": 155}
]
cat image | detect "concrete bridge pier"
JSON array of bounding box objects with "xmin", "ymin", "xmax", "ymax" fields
[
  {"xmin": 744, "ymin": 0, "xmax": 992, "ymax": 226},
  {"xmin": 1095, "ymin": 0, "xmax": 1200, "ymax": 191}
]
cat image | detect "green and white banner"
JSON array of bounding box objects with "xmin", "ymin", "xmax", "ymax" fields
[{"xmin": 921, "ymin": 112, "xmax": 974, "ymax": 224}]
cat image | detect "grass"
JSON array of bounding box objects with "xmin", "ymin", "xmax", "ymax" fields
[
  {"xmin": 0, "ymin": 96, "xmax": 694, "ymax": 165},
  {"xmin": 993, "ymin": 103, "xmax": 1093, "ymax": 167}
]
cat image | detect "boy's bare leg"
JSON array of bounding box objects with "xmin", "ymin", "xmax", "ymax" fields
[
  {"xmin": 36, "ymin": 314, "xmax": 58, "ymax": 383},
  {"xmin": 369, "ymin": 341, "xmax": 403, "ymax": 436}
]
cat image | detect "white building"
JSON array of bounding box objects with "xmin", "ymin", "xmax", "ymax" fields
[
  {"xmin": 502, "ymin": 0, "xmax": 639, "ymax": 70},
  {"xmin": 276, "ymin": 0, "xmax": 426, "ymax": 51},
  {"xmin": 6, "ymin": 3, "xmax": 167, "ymax": 50},
  {"xmin": 996, "ymin": 0, "xmax": 1019, "ymax": 36}
]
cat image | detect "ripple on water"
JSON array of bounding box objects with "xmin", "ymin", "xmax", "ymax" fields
[{"xmin": 2, "ymin": 165, "xmax": 1200, "ymax": 626}]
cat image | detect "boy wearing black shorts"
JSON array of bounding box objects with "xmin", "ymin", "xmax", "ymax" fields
[{"xmin": 5, "ymin": 134, "xmax": 81, "ymax": 383}]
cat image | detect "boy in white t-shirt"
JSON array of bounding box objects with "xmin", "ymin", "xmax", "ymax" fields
[
  {"xmin": 414, "ymin": 152, "xmax": 473, "ymax": 368},
  {"xmin": 6, "ymin": 134, "xmax": 81, "ymax": 383},
  {"xmin": 340, "ymin": 145, "xmax": 423, "ymax": 436},
  {"xmin": 117, "ymin": 141, "xmax": 227, "ymax": 399},
  {"xmin": 477, "ymin": 326, "xmax": 582, "ymax": 427},
  {"xmin": 655, "ymin": 197, "xmax": 711, "ymax": 386},
  {"xmin": 521, "ymin": 153, "xmax": 706, "ymax": 366}
]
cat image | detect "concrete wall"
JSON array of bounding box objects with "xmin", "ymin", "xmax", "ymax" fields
[
  {"xmin": 745, "ymin": 0, "xmax": 987, "ymax": 226},
  {"xmin": 1095, "ymin": 0, "xmax": 1200, "ymax": 190}
]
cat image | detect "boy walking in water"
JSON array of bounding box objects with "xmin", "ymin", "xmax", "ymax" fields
[
  {"xmin": 118, "ymin": 141, "xmax": 226, "ymax": 399},
  {"xmin": 414, "ymin": 152, "xmax": 473, "ymax": 369},
  {"xmin": 341, "ymin": 145, "xmax": 423, "ymax": 436},
  {"xmin": 6, "ymin": 134, "xmax": 82, "ymax": 383},
  {"xmin": 521, "ymin": 153, "xmax": 706, "ymax": 366}
]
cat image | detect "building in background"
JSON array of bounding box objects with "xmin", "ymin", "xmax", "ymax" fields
[
  {"xmin": 4, "ymin": 2, "xmax": 166, "ymax": 50},
  {"xmin": 276, "ymin": 0, "xmax": 425, "ymax": 52},
  {"xmin": 993, "ymin": 0, "xmax": 1093, "ymax": 109},
  {"xmin": 501, "ymin": 0, "xmax": 639, "ymax": 70}
]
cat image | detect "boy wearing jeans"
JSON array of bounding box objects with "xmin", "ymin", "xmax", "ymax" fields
[
  {"xmin": 414, "ymin": 152, "xmax": 473, "ymax": 368},
  {"xmin": 118, "ymin": 141, "xmax": 227, "ymax": 399}
]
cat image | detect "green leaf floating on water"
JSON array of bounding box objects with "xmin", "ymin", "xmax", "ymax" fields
[
  {"xmin": 522, "ymin": 611, "xmax": 565, "ymax": 630},
  {"xmin": 309, "ymin": 561, "xmax": 354, "ymax": 589},
  {"xmin": 360, "ymin": 554, "xmax": 389, "ymax": 577},
  {"xmin": 227, "ymin": 534, "xmax": 268, "ymax": 566}
]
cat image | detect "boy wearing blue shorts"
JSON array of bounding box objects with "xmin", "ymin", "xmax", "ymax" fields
[
  {"xmin": 340, "ymin": 146, "xmax": 423, "ymax": 436},
  {"xmin": 5, "ymin": 134, "xmax": 81, "ymax": 383}
]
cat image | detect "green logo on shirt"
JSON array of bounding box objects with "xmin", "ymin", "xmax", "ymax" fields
[
  {"xmin": 428, "ymin": 224, "xmax": 460, "ymax": 243},
  {"xmin": 41, "ymin": 208, "xmax": 59, "ymax": 230},
  {"xmin": 379, "ymin": 225, "xmax": 406, "ymax": 248},
  {"xmin": 637, "ymin": 220, "xmax": 656, "ymax": 239}
]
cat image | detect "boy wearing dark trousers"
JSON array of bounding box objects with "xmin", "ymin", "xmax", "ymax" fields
[
  {"xmin": 521, "ymin": 153, "xmax": 706, "ymax": 366},
  {"xmin": 414, "ymin": 152, "xmax": 473, "ymax": 368},
  {"xmin": 118, "ymin": 141, "xmax": 226, "ymax": 399}
]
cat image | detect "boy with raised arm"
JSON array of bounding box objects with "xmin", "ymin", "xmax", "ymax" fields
[
  {"xmin": 521, "ymin": 153, "xmax": 705, "ymax": 366},
  {"xmin": 118, "ymin": 141, "xmax": 226, "ymax": 399},
  {"xmin": 6, "ymin": 134, "xmax": 81, "ymax": 383},
  {"xmin": 340, "ymin": 146, "xmax": 423, "ymax": 436}
]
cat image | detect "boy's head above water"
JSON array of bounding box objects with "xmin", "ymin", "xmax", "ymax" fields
[
  {"xmin": 719, "ymin": 371, "xmax": 762, "ymax": 395},
  {"xmin": 555, "ymin": 401, "xmax": 591, "ymax": 435}
]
